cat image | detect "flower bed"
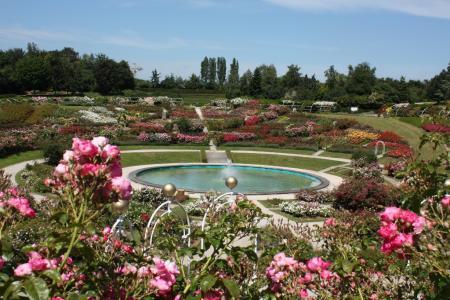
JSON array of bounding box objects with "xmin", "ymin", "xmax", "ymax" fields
[
  {"xmin": 175, "ymin": 133, "xmax": 206, "ymax": 144},
  {"xmin": 422, "ymin": 123, "xmax": 450, "ymax": 133},
  {"xmin": 279, "ymin": 201, "xmax": 333, "ymax": 217}
]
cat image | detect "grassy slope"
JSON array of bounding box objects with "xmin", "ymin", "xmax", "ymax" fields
[
  {"xmin": 121, "ymin": 152, "xmax": 201, "ymax": 167},
  {"xmin": 0, "ymin": 151, "xmax": 43, "ymax": 169},
  {"xmin": 230, "ymin": 153, "xmax": 342, "ymax": 171}
]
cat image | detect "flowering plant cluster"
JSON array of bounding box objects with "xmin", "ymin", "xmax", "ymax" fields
[
  {"xmin": 346, "ymin": 129, "xmax": 379, "ymax": 144},
  {"xmin": 377, "ymin": 207, "xmax": 426, "ymax": 257},
  {"xmin": 263, "ymin": 110, "xmax": 278, "ymax": 120},
  {"xmin": 268, "ymin": 104, "xmax": 290, "ymax": 115},
  {"xmin": 223, "ymin": 132, "xmax": 257, "ymax": 143},
  {"xmin": 0, "ymin": 126, "xmax": 39, "ymax": 157},
  {"xmin": 265, "ymin": 253, "xmax": 340, "ymax": 298},
  {"xmin": 244, "ymin": 115, "xmax": 260, "ymax": 126},
  {"xmin": 138, "ymin": 132, "xmax": 172, "ymax": 143},
  {"xmin": 175, "ymin": 133, "xmax": 205, "ymax": 143},
  {"xmin": 79, "ymin": 110, "xmax": 117, "ymax": 124},
  {"xmin": 378, "ymin": 131, "xmax": 404, "ymax": 143},
  {"xmin": 171, "ymin": 110, "xmax": 198, "ymax": 119},
  {"xmin": 422, "ymin": 123, "xmax": 450, "ymax": 133},
  {"xmin": 279, "ymin": 200, "xmax": 334, "ymax": 217},
  {"xmin": 130, "ymin": 122, "xmax": 165, "ymax": 133}
]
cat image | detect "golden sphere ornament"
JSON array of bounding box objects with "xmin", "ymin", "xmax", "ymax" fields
[
  {"xmin": 112, "ymin": 199, "xmax": 130, "ymax": 213},
  {"xmin": 445, "ymin": 178, "xmax": 450, "ymax": 187},
  {"xmin": 225, "ymin": 176, "xmax": 238, "ymax": 190},
  {"xmin": 162, "ymin": 183, "xmax": 177, "ymax": 197}
]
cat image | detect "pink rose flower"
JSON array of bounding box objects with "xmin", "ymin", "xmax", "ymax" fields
[
  {"xmin": 55, "ymin": 163, "xmax": 68, "ymax": 176},
  {"xmin": 80, "ymin": 163, "xmax": 101, "ymax": 177},
  {"xmin": 306, "ymin": 257, "xmax": 331, "ymax": 273},
  {"xmin": 137, "ymin": 266, "xmax": 151, "ymax": 278},
  {"xmin": 92, "ymin": 136, "xmax": 109, "ymax": 148},
  {"xmin": 300, "ymin": 289, "xmax": 309, "ymax": 298},
  {"xmin": 412, "ymin": 216, "xmax": 426, "ymax": 234},
  {"xmin": 63, "ymin": 150, "xmax": 74, "ymax": 162},
  {"xmin": 109, "ymin": 162, "xmax": 122, "ymax": 178},
  {"xmin": 441, "ymin": 195, "xmax": 450, "ymax": 208},
  {"xmin": 0, "ymin": 257, "xmax": 5, "ymax": 270},
  {"xmin": 380, "ymin": 207, "xmax": 401, "ymax": 223},
  {"xmin": 324, "ymin": 217, "xmax": 336, "ymax": 227},
  {"xmin": 377, "ymin": 223, "xmax": 398, "ymax": 240},
  {"xmin": 103, "ymin": 144, "xmax": 120, "ymax": 160},
  {"xmin": 14, "ymin": 263, "xmax": 33, "ymax": 277},
  {"xmin": 76, "ymin": 140, "xmax": 98, "ymax": 158},
  {"xmin": 111, "ymin": 177, "xmax": 132, "ymax": 201}
]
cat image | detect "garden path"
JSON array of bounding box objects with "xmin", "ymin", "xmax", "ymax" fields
[
  {"xmin": 312, "ymin": 150, "xmax": 324, "ymax": 156},
  {"xmin": 205, "ymin": 151, "xmax": 229, "ymax": 163},
  {"xmin": 319, "ymin": 163, "xmax": 351, "ymax": 173}
]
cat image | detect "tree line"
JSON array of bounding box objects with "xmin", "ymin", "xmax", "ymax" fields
[
  {"xmin": 0, "ymin": 43, "xmax": 134, "ymax": 95},
  {"xmin": 148, "ymin": 57, "xmax": 450, "ymax": 106},
  {"xmin": 0, "ymin": 44, "xmax": 449, "ymax": 106}
]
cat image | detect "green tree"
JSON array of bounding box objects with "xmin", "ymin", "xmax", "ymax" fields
[
  {"xmin": 150, "ymin": 69, "xmax": 160, "ymax": 88},
  {"xmin": 200, "ymin": 56, "xmax": 209, "ymax": 85},
  {"xmin": 208, "ymin": 57, "xmax": 217, "ymax": 88},
  {"xmin": 282, "ymin": 64, "xmax": 301, "ymax": 89},
  {"xmin": 15, "ymin": 55, "xmax": 50, "ymax": 91},
  {"xmin": 250, "ymin": 67, "xmax": 262, "ymax": 97},
  {"xmin": 260, "ymin": 64, "xmax": 281, "ymax": 99},
  {"xmin": 186, "ymin": 74, "xmax": 202, "ymax": 89},
  {"xmin": 240, "ymin": 70, "xmax": 252, "ymax": 96},
  {"xmin": 217, "ymin": 57, "xmax": 227, "ymax": 87},
  {"xmin": 346, "ymin": 62, "xmax": 376, "ymax": 95}
]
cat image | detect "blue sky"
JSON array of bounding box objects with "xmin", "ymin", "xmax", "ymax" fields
[{"xmin": 0, "ymin": 0, "xmax": 449, "ymax": 81}]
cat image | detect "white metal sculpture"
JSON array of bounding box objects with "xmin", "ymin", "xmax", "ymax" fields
[
  {"xmin": 374, "ymin": 140, "xmax": 386, "ymax": 157},
  {"xmin": 199, "ymin": 177, "xmax": 258, "ymax": 255},
  {"xmin": 143, "ymin": 183, "xmax": 192, "ymax": 250}
]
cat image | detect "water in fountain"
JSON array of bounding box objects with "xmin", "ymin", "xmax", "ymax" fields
[{"xmin": 221, "ymin": 159, "xmax": 237, "ymax": 178}]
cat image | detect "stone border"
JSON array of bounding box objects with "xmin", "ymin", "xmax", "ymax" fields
[{"xmin": 124, "ymin": 163, "xmax": 343, "ymax": 200}]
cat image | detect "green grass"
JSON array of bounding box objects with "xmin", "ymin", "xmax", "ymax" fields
[
  {"xmin": 121, "ymin": 152, "xmax": 201, "ymax": 167},
  {"xmin": 220, "ymin": 146, "xmax": 316, "ymax": 156},
  {"xmin": 119, "ymin": 145, "xmax": 208, "ymax": 151},
  {"xmin": 230, "ymin": 153, "xmax": 342, "ymax": 171},
  {"xmin": 397, "ymin": 117, "xmax": 423, "ymax": 128},
  {"xmin": 0, "ymin": 150, "xmax": 43, "ymax": 169},
  {"xmin": 325, "ymin": 167, "xmax": 352, "ymax": 178},
  {"xmin": 320, "ymin": 151, "xmax": 352, "ymax": 159}
]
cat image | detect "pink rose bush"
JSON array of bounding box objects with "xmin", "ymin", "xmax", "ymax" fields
[
  {"xmin": 378, "ymin": 207, "xmax": 426, "ymax": 257},
  {"xmin": 175, "ymin": 133, "xmax": 205, "ymax": 144},
  {"xmin": 265, "ymin": 253, "xmax": 340, "ymax": 298},
  {"xmin": 46, "ymin": 136, "xmax": 132, "ymax": 204}
]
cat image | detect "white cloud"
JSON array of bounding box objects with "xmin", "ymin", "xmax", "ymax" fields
[
  {"xmin": 0, "ymin": 27, "xmax": 74, "ymax": 42},
  {"xmin": 100, "ymin": 35, "xmax": 188, "ymax": 50},
  {"xmin": 264, "ymin": 0, "xmax": 450, "ymax": 20}
]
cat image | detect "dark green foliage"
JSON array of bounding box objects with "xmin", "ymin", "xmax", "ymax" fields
[{"xmin": 174, "ymin": 117, "xmax": 193, "ymax": 133}]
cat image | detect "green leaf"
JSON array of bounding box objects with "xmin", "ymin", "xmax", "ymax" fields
[
  {"xmin": 23, "ymin": 277, "xmax": 49, "ymax": 300},
  {"xmin": 200, "ymin": 274, "xmax": 217, "ymax": 292},
  {"xmin": 42, "ymin": 270, "xmax": 60, "ymax": 283},
  {"xmin": 223, "ymin": 278, "xmax": 240, "ymax": 298},
  {"xmin": 342, "ymin": 260, "xmax": 356, "ymax": 273},
  {"xmin": 3, "ymin": 281, "xmax": 22, "ymax": 299},
  {"xmin": 131, "ymin": 228, "xmax": 142, "ymax": 245}
]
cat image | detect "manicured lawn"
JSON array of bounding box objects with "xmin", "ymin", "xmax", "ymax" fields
[
  {"xmin": 0, "ymin": 150, "xmax": 43, "ymax": 169},
  {"xmin": 220, "ymin": 146, "xmax": 316, "ymax": 155},
  {"xmin": 320, "ymin": 151, "xmax": 352, "ymax": 159},
  {"xmin": 120, "ymin": 145, "xmax": 208, "ymax": 151},
  {"xmin": 230, "ymin": 153, "xmax": 342, "ymax": 171},
  {"xmin": 121, "ymin": 152, "xmax": 201, "ymax": 167},
  {"xmin": 325, "ymin": 166, "xmax": 352, "ymax": 178},
  {"xmin": 397, "ymin": 117, "xmax": 423, "ymax": 128}
]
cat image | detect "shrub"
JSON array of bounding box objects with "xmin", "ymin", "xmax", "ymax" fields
[
  {"xmin": 0, "ymin": 103, "xmax": 35, "ymax": 126},
  {"xmin": 333, "ymin": 178, "xmax": 400, "ymax": 211},
  {"xmin": 223, "ymin": 118, "xmax": 243, "ymax": 129},
  {"xmin": 334, "ymin": 118, "xmax": 358, "ymax": 130},
  {"xmin": 351, "ymin": 150, "xmax": 377, "ymax": 164},
  {"xmin": 174, "ymin": 117, "xmax": 193, "ymax": 133},
  {"xmin": 40, "ymin": 135, "xmax": 71, "ymax": 166},
  {"xmin": 132, "ymin": 188, "xmax": 167, "ymax": 207}
]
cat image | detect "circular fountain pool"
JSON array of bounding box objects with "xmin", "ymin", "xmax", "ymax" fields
[{"xmin": 129, "ymin": 164, "xmax": 329, "ymax": 194}]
